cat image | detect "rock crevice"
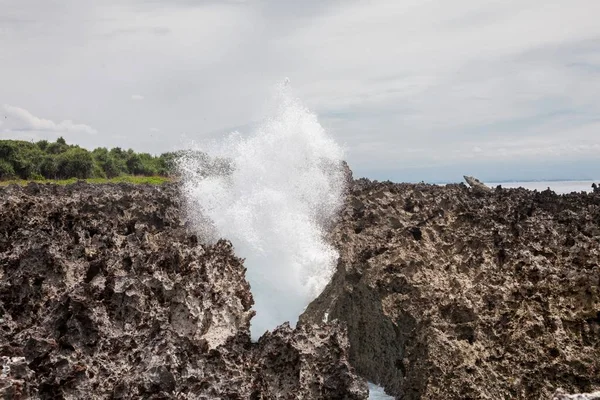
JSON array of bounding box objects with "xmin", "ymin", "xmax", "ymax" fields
[{"xmin": 0, "ymin": 183, "xmax": 366, "ymax": 399}]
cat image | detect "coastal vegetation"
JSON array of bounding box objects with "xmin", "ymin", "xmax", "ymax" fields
[{"xmin": 0, "ymin": 137, "xmax": 176, "ymax": 182}]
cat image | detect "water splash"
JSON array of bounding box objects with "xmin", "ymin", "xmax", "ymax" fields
[
  {"xmin": 178, "ymin": 82, "xmax": 346, "ymax": 338},
  {"xmin": 368, "ymin": 383, "xmax": 395, "ymax": 399}
]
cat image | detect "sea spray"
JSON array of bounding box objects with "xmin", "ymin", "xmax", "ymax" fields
[{"xmin": 178, "ymin": 83, "xmax": 346, "ymax": 339}]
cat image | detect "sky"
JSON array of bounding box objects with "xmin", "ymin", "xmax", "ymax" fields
[{"xmin": 1, "ymin": 0, "xmax": 599, "ymax": 182}]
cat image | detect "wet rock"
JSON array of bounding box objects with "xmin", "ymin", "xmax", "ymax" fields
[
  {"xmin": 0, "ymin": 183, "xmax": 366, "ymax": 399},
  {"xmin": 302, "ymin": 179, "xmax": 600, "ymax": 399}
]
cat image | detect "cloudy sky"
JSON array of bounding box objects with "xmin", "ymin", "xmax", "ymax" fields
[{"xmin": 1, "ymin": 0, "xmax": 599, "ymax": 182}]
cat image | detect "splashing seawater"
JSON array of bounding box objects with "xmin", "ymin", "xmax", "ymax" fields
[
  {"xmin": 178, "ymin": 84, "xmax": 346, "ymax": 339},
  {"xmin": 368, "ymin": 383, "xmax": 395, "ymax": 399}
]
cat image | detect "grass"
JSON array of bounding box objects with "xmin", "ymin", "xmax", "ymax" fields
[{"xmin": 0, "ymin": 175, "xmax": 175, "ymax": 186}]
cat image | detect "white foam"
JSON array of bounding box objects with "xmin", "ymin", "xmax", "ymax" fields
[
  {"xmin": 368, "ymin": 382, "xmax": 394, "ymax": 399},
  {"xmin": 178, "ymin": 82, "xmax": 346, "ymax": 339}
]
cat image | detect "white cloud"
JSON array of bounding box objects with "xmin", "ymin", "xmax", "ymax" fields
[
  {"xmin": 0, "ymin": 0, "xmax": 599, "ymax": 180},
  {"xmin": 1, "ymin": 104, "xmax": 97, "ymax": 135}
]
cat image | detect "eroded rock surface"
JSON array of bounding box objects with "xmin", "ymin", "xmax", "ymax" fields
[
  {"xmin": 554, "ymin": 388, "xmax": 600, "ymax": 399},
  {"xmin": 463, "ymin": 175, "xmax": 492, "ymax": 192},
  {"xmin": 0, "ymin": 182, "xmax": 366, "ymax": 399},
  {"xmin": 302, "ymin": 179, "xmax": 600, "ymax": 399}
]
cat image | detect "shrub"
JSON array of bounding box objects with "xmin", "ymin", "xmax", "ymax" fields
[
  {"xmin": 56, "ymin": 148, "xmax": 94, "ymax": 179},
  {"xmin": 36, "ymin": 140, "xmax": 49, "ymax": 151},
  {"xmin": 92, "ymin": 163, "xmax": 106, "ymax": 179},
  {"xmin": 158, "ymin": 152, "xmax": 178, "ymax": 176},
  {"xmin": 0, "ymin": 159, "xmax": 15, "ymax": 179},
  {"xmin": 108, "ymin": 148, "xmax": 129, "ymax": 175},
  {"xmin": 40, "ymin": 155, "xmax": 58, "ymax": 179},
  {"xmin": 0, "ymin": 138, "xmax": 177, "ymax": 181},
  {"xmin": 93, "ymin": 148, "xmax": 123, "ymax": 178}
]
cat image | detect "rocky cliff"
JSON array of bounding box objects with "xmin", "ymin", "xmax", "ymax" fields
[
  {"xmin": 0, "ymin": 182, "xmax": 367, "ymax": 399},
  {"xmin": 301, "ymin": 179, "xmax": 600, "ymax": 399}
]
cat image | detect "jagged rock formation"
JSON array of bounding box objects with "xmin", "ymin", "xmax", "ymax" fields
[
  {"xmin": 0, "ymin": 182, "xmax": 367, "ymax": 399},
  {"xmin": 463, "ymin": 175, "xmax": 492, "ymax": 192},
  {"xmin": 301, "ymin": 179, "xmax": 600, "ymax": 399},
  {"xmin": 554, "ymin": 389, "xmax": 600, "ymax": 399}
]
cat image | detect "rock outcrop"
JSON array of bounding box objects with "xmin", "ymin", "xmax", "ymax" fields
[
  {"xmin": 463, "ymin": 175, "xmax": 492, "ymax": 192},
  {"xmin": 554, "ymin": 388, "xmax": 600, "ymax": 399},
  {"xmin": 0, "ymin": 182, "xmax": 367, "ymax": 399},
  {"xmin": 301, "ymin": 179, "xmax": 600, "ymax": 399}
]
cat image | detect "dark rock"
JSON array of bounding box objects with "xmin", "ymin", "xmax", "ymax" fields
[
  {"xmin": 408, "ymin": 226, "xmax": 422, "ymax": 241},
  {"xmin": 0, "ymin": 183, "xmax": 366, "ymax": 399},
  {"xmin": 302, "ymin": 179, "xmax": 600, "ymax": 399}
]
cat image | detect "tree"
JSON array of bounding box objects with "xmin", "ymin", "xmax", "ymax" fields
[
  {"xmin": 56, "ymin": 148, "xmax": 94, "ymax": 179},
  {"xmin": 158, "ymin": 152, "xmax": 179, "ymax": 176},
  {"xmin": 46, "ymin": 141, "xmax": 68, "ymax": 155},
  {"xmin": 92, "ymin": 148, "xmax": 122, "ymax": 178},
  {"xmin": 40, "ymin": 155, "xmax": 58, "ymax": 179},
  {"xmin": 0, "ymin": 159, "xmax": 15, "ymax": 179},
  {"xmin": 36, "ymin": 140, "xmax": 49, "ymax": 151},
  {"xmin": 0, "ymin": 141, "xmax": 44, "ymax": 179},
  {"xmin": 0, "ymin": 138, "xmax": 178, "ymax": 181},
  {"xmin": 108, "ymin": 147, "xmax": 129, "ymax": 175}
]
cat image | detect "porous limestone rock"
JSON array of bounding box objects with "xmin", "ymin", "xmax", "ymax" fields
[
  {"xmin": 463, "ymin": 175, "xmax": 492, "ymax": 192},
  {"xmin": 302, "ymin": 179, "xmax": 600, "ymax": 399},
  {"xmin": 0, "ymin": 182, "xmax": 367, "ymax": 399},
  {"xmin": 554, "ymin": 388, "xmax": 600, "ymax": 399}
]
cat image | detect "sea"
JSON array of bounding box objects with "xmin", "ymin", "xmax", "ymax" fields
[
  {"xmin": 368, "ymin": 382, "xmax": 395, "ymax": 399},
  {"xmin": 485, "ymin": 180, "xmax": 597, "ymax": 194}
]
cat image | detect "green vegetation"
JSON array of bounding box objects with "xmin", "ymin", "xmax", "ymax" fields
[
  {"xmin": 0, "ymin": 175, "xmax": 173, "ymax": 187},
  {"xmin": 0, "ymin": 137, "xmax": 179, "ymax": 182}
]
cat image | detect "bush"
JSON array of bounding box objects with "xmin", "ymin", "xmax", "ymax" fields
[
  {"xmin": 40, "ymin": 155, "xmax": 58, "ymax": 179},
  {"xmin": 108, "ymin": 148, "xmax": 129, "ymax": 175},
  {"xmin": 0, "ymin": 141, "xmax": 44, "ymax": 179},
  {"xmin": 126, "ymin": 152, "xmax": 159, "ymax": 176},
  {"xmin": 46, "ymin": 141, "xmax": 68, "ymax": 155},
  {"xmin": 56, "ymin": 148, "xmax": 94, "ymax": 179},
  {"xmin": 36, "ymin": 140, "xmax": 49, "ymax": 151},
  {"xmin": 0, "ymin": 137, "xmax": 178, "ymax": 181},
  {"xmin": 158, "ymin": 152, "xmax": 178, "ymax": 175},
  {"xmin": 93, "ymin": 148, "xmax": 123, "ymax": 178},
  {"xmin": 0, "ymin": 159, "xmax": 15, "ymax": 179},
  {"xmin": 92, "ymin": 163, "xmax": 106, "ymax": 179}
]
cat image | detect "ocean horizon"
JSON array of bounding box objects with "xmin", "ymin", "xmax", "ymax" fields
[{"xmin": 484, "ymin": 180, "xmax": 598, "ymax": 194}]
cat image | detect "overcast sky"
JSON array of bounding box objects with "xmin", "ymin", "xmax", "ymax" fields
[{"xmin": 1, "ymin": 0, "xmax": 599, "ymax": 182}]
